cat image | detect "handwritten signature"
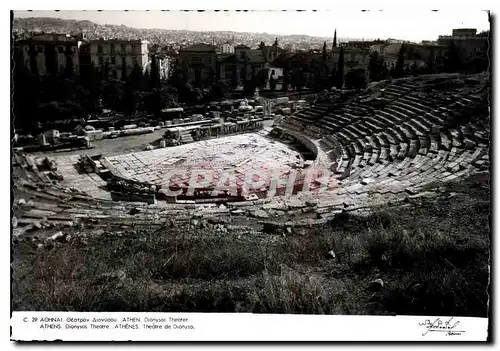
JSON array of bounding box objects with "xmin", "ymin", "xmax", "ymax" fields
[{"xmin": 419, "ymin": 317, "xmax": 465, "ymax": 336}]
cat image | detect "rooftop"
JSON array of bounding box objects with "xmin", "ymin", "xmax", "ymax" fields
[{"xmin": 179, "ymin": 43, "xmax": 217, "ymax": 52}]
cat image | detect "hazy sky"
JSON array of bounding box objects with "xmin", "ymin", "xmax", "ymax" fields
[{"xmin": 14, "ymin": 10, "xmax": 490, "ymax": 41}]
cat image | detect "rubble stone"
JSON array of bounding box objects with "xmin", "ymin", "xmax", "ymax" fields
[
  {"xmin": 251, "ymin": 209, "xmax": 269, "ymax": 219},
  {"xmin": 47, "ymin": 231, "xmax": 65, "ymax": 241}
]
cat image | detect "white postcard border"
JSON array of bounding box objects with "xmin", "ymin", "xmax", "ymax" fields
[
  {"xmin": 5, "ymin": 0, "xmax": 496, "ymax": 347},
  {"xmin": 11, "ymin": 312, "xmax": 488, "ymax": 341}
]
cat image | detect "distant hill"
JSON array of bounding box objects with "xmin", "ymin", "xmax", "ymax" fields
[{"xmin": 13, "ymin": 17, "xmax": 337, "ymax": 49}]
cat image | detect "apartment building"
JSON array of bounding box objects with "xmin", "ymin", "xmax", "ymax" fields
[
  {"xmin": 14, "ymin": 33, "xmax": 83, "ymax": 76},
  {"xmin": 86, "ymin": 39, "xmax": 149, "ymax": 79}
]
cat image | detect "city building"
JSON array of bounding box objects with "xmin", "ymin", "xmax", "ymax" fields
[
  {"xmin": 85, "ymin": 39, "xmax": 149, "ymax": 79},
  {"xmin": 370, "ymin": 42, "xmax": 445, "ymax": 70},
  {"xmin": 145, "ymin": 55, "xmax": 170, "ymax": 80},
  {"xmin": 177, "ymin": 43, "xmax": 217, "ymax": 87},
  {"xmin": 220, "ymin": 41, "xmax": 235, "ymax": 54},
  {"xmin": 261, "ymin": 38, "xmax": 285, "ymax": 63},
  {"xmin": 234, "ymin": 44, "xmax": 251, "ymax": 61},
  {"xmin": 14, "ymin": 33, "xmax": 83, "ymax": 76},
  {"xmin": 265, "ymin": 63, "xmax": 284, "ymax": 89},
  {"xmin": 341, "ymin": 39, "xmax": 385, "ymax": 50},
  {"xmin": 331, "ymin": 47, "xmax": 371, "ymax": 71},
  {"xmin": 452, "ymin": 28, "xmax": 478, "ymax": 37},
  {"xmin": 219, "ymin": 44, "xmax": 268, "ymax": 85},
  {"xmin": 437, "ymin": 28, "xmax": 489, "ymax": 61},
  {"xmin": 218, "ymin": 54, "xmax": 238, "ymax": 85}
]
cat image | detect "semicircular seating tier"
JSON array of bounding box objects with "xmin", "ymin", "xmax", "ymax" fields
[
  {"xmin": 277, "ymin": 74, "xmax": 489, "ymax": 211},
  {"xmin": 12, "ymin": 74, "xmax": 490, "ymax": 233}
]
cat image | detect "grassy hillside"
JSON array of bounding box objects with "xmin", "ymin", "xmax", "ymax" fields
[{"xmin": 12, "ymin": 173, "xmax": 490, "ymax": 316}]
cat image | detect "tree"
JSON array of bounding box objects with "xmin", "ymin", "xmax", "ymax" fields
[
  {"xmin": 368, "ymin": 51, "xmax": 386, "ymax": 82},
  {"xmin": 121, "ymin": 59, "xmax": 128, "ymax": 82},
  {"xmin": 13, "ymin": 58, "xmax": 40, "ymax": 130},
  {"xmin": 250, "ymin": 65, "xmax": 257, "ymax": 87},
  {"xmin": 101, "ymin": 79, "xmax": 124, "ymax": 110},
  {"xmin": 122, "ymin": 81, "xmax": 137, "ymax": 116},
  {"xmin": 392, "ymin": 44, "xmax": 406, "ymax": 78},
  {"xmin": 312, "ymin": 62, "xmax": 330, "ymax": 92},
  {"xmin": 379, "ymin": 61, "xmax": 390, "ymax": 80},
  {"xmin": 142, "ymin": 69, "xmax": 150, "ymax": 91},
  {"xmin": 142, "ymin": 87, "xmax": 178, "ymax": 116},
  {"xmin": 243, "ymin": 79, "xmax": 256, "ymax": 95},
  {"xmin": 255, "ymin": 68, "xmax": 269, "ymax": 90},
  {"xmin": 335, "ymin": 47, "xmax": 345, "ymax": 89},
  {"xmin": 465, "ymin": 49, "xmax": 488, "ymax": 73},
  {"xmin": 444, "ymin": 41, "xmax": 462, "ymax": 73},
  {"xmin": 230, "ymin": 68, "xmax": 239, "ymax": 90},
  {"xmin": 210, "ymin": 81, "xmax": 229, "ymax": 101},
  {"xmin": 332, "ymin": 29, "xmax": 337, "ymax": 49},
  {"xmin": 64, "ymin": 54, "xmax": 73, "ymax": 79},
  {"xmin": 45, "ymin": 45, "xmax": 58, "ymax": 75},
  {"xmin": 329, "ymin": 66, "xmax": 337, "ymax": 88},
  {"xmin": 242, "ymin": 52, "xmax": 249, "ymax": 82},
  {"xmin": 298, "ymin": 70, "xmax": 307, "ymax": 93},
  {"xmin": 410, "ymin": 62, "xmax": 420, "ymax": 76},
  {"xmin": 142, "ymin": 89, "xmax": 162, "ymax": 116},
  {"xmin": 269, "ymin": 74, "xmax": 277, "ymax": 91},
  {"xmin": 149, "ymin": 54, "xmax": 160, "ymax": 90},
  {"xmin": 215, "ymin": 61, "xmax": 221, "ymax": 82},
  {"xmin": 345, "ymin": 69, "xmax": 367, "ymax": 89},
  {"xmin": 129, "ymin": 63, "xmax": 143, "ymax": 90},
  {"xmin": 178, "ymin": 83, "xmax": 202, "ymax": 104},
  {"xmin": 322, "ymin": 41, "xmax": 327, "ymax": 61},
  {"xmin": 80, "ymin": 64, "xmax": 104, "ymax": 113},
  {"xmin": 102, "ymin": 58, "xmax": 111, "ymax": 80},
  {"xmin": 168, "ymin": 68, "xmax": 185, "ymax": 90},
  {"xmin": 292, "ymin": 69, "xmax": 307, "ymax": 95},
  {"xmin": 38, "ymin": 101, "xmax": 62, "ymax": 122},
  {"xmin": 28, "ymin": 45, "xmax": 38, "ymax": 76},
  {"xmin": 282, "ymin": 59, "xmax": 291, "ymax": 92},
  {"xmin": 404, "ymin": 64, "xmax": 411, "ymax": 76},
  {"xmin": 425, "ymin": 49, "xmax": 435, "ymax": 74}
]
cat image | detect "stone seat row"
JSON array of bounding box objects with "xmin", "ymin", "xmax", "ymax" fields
[
  {"xmin": 306, "ymin": 93, "xmax": 466, "ymax": 143},
  {"xmin": 14, "ymin": 155, "xmax": 488, "ymax": 230},
  {"xmin": 292, "ymin": 91, "xmax": 451, "ymax": 137},
  {"xmin": 326, "ymin": 124, "xmax": 483, "ymax": 181},
  {"xmin": 380, "ymin": 83, "xmax": 416, "ymax": 99},
  {"xmin": 335, "ymin": 146, "xmax": 486, "ymax": 195}
]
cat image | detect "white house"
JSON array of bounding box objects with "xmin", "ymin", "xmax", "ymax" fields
[{"xmin": 265, "ymin": 63, "xmax": 283, "ymax": 90}]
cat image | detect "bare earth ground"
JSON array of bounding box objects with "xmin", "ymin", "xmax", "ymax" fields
[
  {"xmin": 34, "ymin": 128, "xmax": 167, "ymax": 158},
  {"xmin": 12, "ymin": 172, "xmax": 490, "ymax": 316},
  {"xmin": 34, "ymin": 120, "xmax": 277, "ymax": 159}
]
